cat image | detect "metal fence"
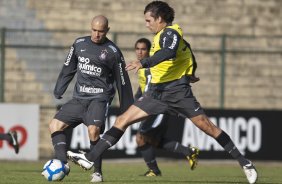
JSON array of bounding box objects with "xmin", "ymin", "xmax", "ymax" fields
[{"xmin": 1, "ymin": 28, "xmax": 282, "ymax": 109}]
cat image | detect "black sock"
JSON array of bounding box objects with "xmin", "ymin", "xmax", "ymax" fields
[
  {"xmin": 160, "ymin": 140, "xmax": 191, "ymax": 157},
  {"xmin": 0, "ymin": 133, "xmax": 11, "ymax": 143},
  {"xmin": 216, "ymin": 131, "xmax": 249, "ymax": 167},
  {"xmin": 85, "ymin": 127, "xmax": 124, "ymax": 162},
  {"xmin": 51, "ymin": 131, "xmax": 67, "ymax": 163},
  {"xmin": 90, "ymin": 139, "xmax": 102, "ymax": 174},
  {"xmin": 138, "ymin": 144, "xmax": 160, "ymax": 173}
]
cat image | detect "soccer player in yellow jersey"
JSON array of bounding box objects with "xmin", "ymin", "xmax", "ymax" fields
[
  {"xmin": 68, "ymin": 1, "xmax": 257, "ymax": 184},
  {"xmin": 134, "ymin": 38, "xmax": 199, "ymax": 176}
]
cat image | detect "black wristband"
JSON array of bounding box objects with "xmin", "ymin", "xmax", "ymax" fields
[{"xmin": 140, "ymin": 58, "xmax": 150, "ymax": 68}]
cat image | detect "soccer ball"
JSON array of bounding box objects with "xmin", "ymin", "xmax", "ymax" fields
[{"xmin": 41, "ymin": 159, "xmax": 66, "ymax": 181}]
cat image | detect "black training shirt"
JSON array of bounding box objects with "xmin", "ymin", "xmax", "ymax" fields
[{"xmin": 54, "ymin": 36, "xmax": 133, "ymax": 113}]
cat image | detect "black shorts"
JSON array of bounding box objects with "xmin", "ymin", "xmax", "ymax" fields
[
  {"xmin": 134, "ymin": 85, "xmax": 204, "ymax": 118},
  {"xmin": 138, "ymin": 114, "xmax": 168, "ymax": 140},
  {"xmin": 54, "ymin": 98, "xmax": 110, "ymax": 131}
]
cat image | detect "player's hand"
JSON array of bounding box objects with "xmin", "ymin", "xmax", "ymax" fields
[{"xmin": 126, "ymin": 61, "xmax": 143, "ymax": 73}]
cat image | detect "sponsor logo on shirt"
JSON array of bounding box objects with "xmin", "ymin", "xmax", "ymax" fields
[
  {"xmin": 78, "ymin": 56, "xmax": 102, "ymax": 76},
  {"xmin": 162, "ymin": 37, "xmax": 166, "ymax": 47},
  {"xmin": 118, "ymin": 62, "xmax": 125, "ymax": 85},
  {"xmin": 64, "ymin": 46, "xmax": 74, "ymax": 66},
  {"xmin": 76, "ymin": 38, "xmax": 85, "ymax": 43},
  {"xmin": 108, "ymin": 45, "xmax": 117, "ymax": 53},
  {"xmin": 168, "ymin": 34, "xmax": 177, "ymax": 49},
  {"xmin": 79, "ymin": 85, "xmax": 103, "ymax": 94}
]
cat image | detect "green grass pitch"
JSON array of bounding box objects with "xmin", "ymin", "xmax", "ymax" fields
[{"xmin": 0, "ymin": 159, "xmax": 281, "ymax": 184}]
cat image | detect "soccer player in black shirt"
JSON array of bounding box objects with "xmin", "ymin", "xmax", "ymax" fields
[
  {"xmin": 47, "ymin": 15, "xmax": 133, "ymax": 182},
  {"xmin": 67, "ymin": 2, "xmax": 257, "ymax": 184}
]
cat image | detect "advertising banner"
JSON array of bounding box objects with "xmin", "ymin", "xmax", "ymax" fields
[
  {"xmin": 67, "ymin": 108, "xmax": 282, "ymax": 160},
  {"xmin": 0, "ymin": 103, "xmax": 39, "ymax": 160}
]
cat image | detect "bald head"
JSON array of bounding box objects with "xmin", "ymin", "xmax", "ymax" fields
[
  {"xmin": 92, "ymin": 15, "xmax": 109, "ymax": 28},
  {"xmin": 91, "ymin": 15, "xmax": 110, "ymax": 43}
]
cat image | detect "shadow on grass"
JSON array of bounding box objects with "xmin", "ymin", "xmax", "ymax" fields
[
  {"xmin": 105, "ymin": 179, "xmax": 282, "ymax": 184},
  {"xmin": 105, "ymin": 179, "xmax": 245, "ymax": 183}
]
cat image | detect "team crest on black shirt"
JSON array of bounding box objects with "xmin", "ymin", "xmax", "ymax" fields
[{"xmin": 99, "ymin": 49, "xmax": 108, "ymax": 60}]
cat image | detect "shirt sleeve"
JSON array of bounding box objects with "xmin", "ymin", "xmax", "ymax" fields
[
  {"xmin": 140, "ymin": 28, "xmax": 181, "ymax": 68},
  {"xmin": 112, "ymin": 52, "xmax": 134, "ymax": 113},
  {"xmin": 53, "ymin": 45, "xmax": 77, "ymax": 99}
]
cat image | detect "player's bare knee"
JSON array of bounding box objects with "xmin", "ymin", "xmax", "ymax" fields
[
  {"xmin": 49, "ymin": 119, "xmax": 58, "ymax": 132},
  {"xmin": 114, "ymin": 115, "xmax": 129, "ymax": 130},
  {"xmin": 49, "ymin": 119, "xmax": 67, "ymax": 133},
  {"xmin": 88, "ymin": 125, "xmax": 100, "ymax": 140}
]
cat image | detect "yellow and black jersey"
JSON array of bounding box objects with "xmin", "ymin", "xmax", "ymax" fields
[
  {"xmin": 135, "ymin": 68, "xmax": 151, "ymax": 99},
  {"xmin": 140, "ymin": 24, "xmax": 195, "ymax": 85}
]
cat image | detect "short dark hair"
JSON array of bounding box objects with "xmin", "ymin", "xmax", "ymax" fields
[
  {"xmin": 144, "ymin": 1, "xmax": 175, "ymax": 23},
  {"xmin": 135, "ymin": 38, "xmax": 151, "ymax": 51}
]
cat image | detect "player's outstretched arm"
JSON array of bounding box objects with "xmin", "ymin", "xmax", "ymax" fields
[{"xmin": 125, "ymin": 61, "xmax": 143, "ymax": 73}]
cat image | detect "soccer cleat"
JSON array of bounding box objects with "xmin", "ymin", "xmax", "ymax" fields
[
  {"xmin": 64, "ymin": 163, "xmax": 70, "ymax": 176},
  {"xmin": 186, "ymin": 146, "xmax": 199, "ymax": 170},
  {"xmin": 8, "ymin": 131, "xmax": 19, "ymax": 154},
  {"xmin": 143, "ymin": 170, "xmax": 162, "ymax": 177},
  {"xmin": 243, "ymin": 161, "xmax": 258, "ymax": 184},
  {"xmin": 91, "ymin": 172, "xmax": 103, "ymax": 182},
  {"xmin": 67, "ymin": 151, "xmax": 94, "ymax": 170}
]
